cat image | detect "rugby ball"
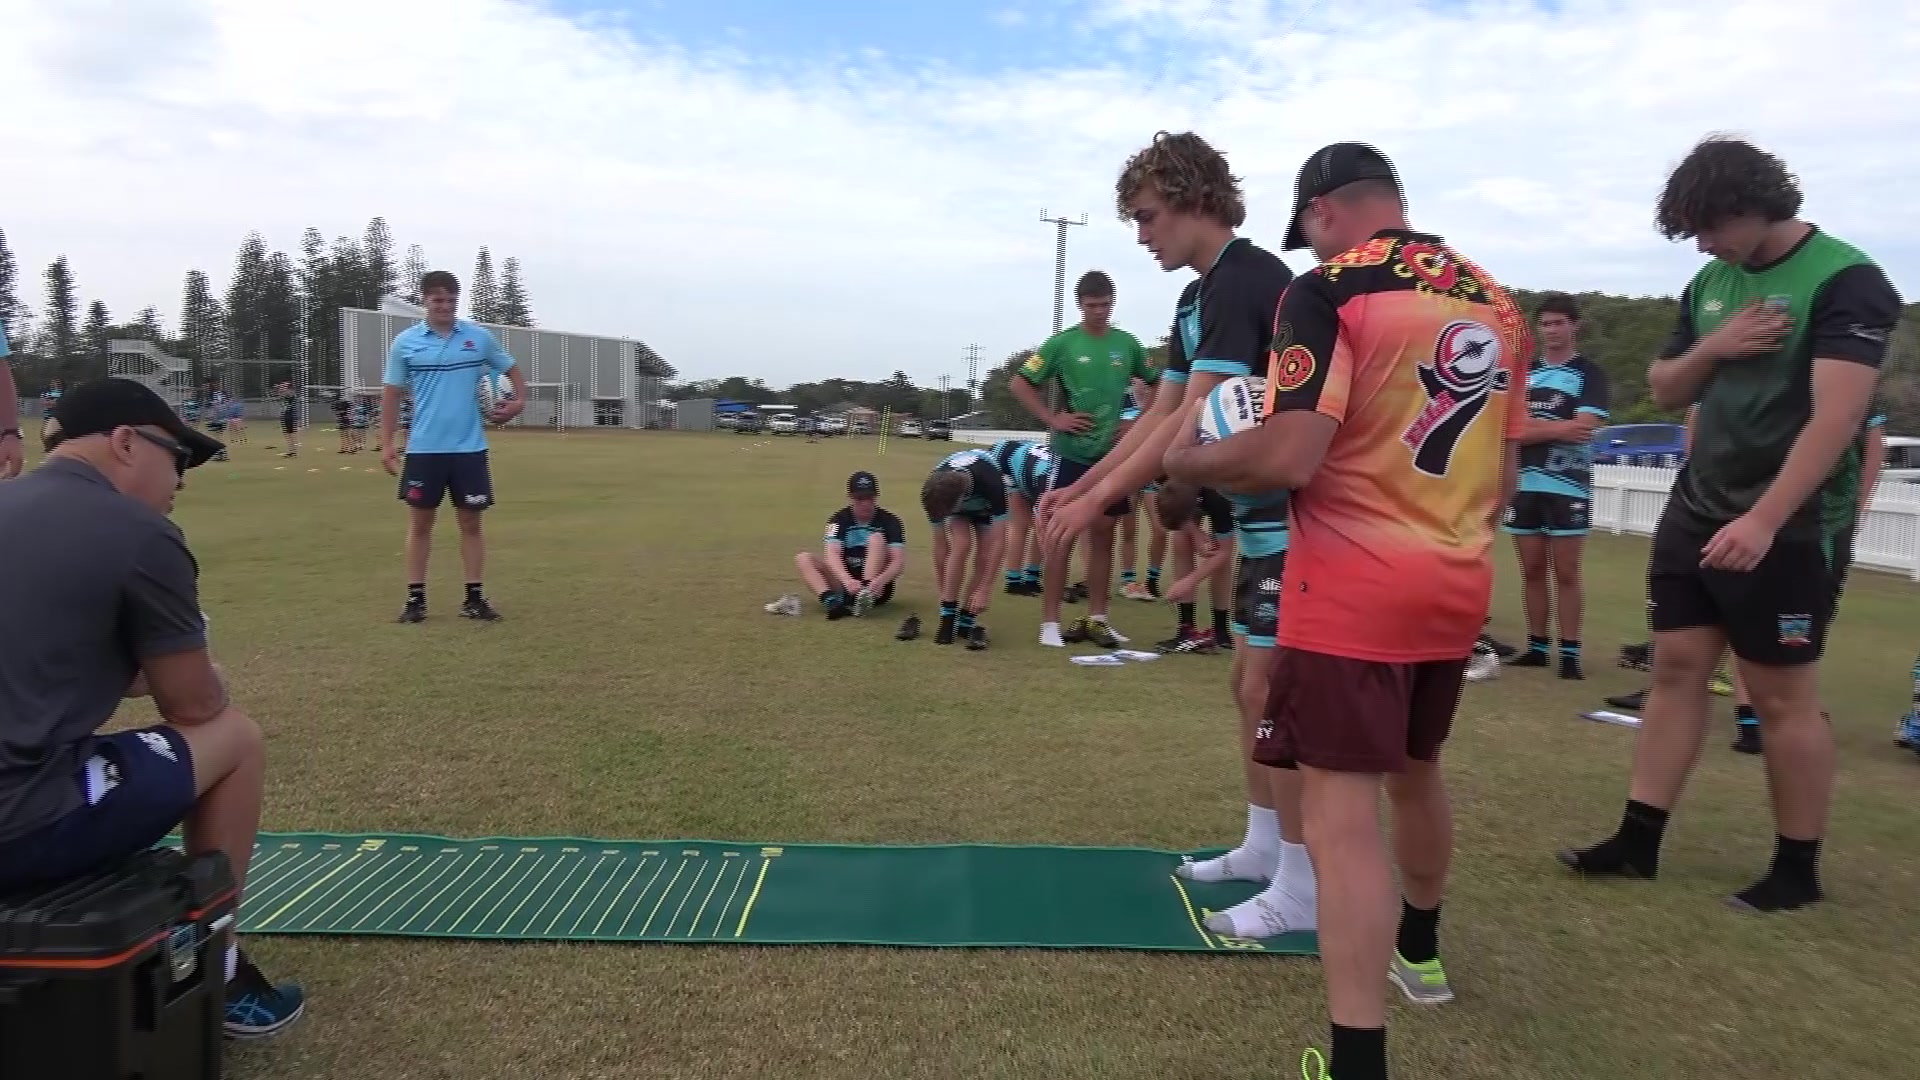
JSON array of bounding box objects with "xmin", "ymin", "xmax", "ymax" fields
[{"xmin": 1196, "ymin": 376, "xmax": 1263, "ymax": 444}]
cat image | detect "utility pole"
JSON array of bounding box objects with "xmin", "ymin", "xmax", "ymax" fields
[
  {"xmin": 964, "ymin": 343, "xmax": 980, "ymax": 411},
  {"xmin": 1040, "ymin": 210, "xmax": 1087, "ymax": 333},
  {"xmin": 938, "ymin": 374, "xmax": 951, "ymax": 421},
  {"xmin": 1039, "ymin": 210, "xmax": 1086, "ymax": 414}
]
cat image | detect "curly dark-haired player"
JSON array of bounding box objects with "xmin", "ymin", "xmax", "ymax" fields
[{"xmin": 1558, "ymin": 136, "xmax": 1902, "ymax": 914}]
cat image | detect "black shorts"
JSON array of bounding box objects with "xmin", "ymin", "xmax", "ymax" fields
[
  {"xmin": 1647, "ymin": 513, "xmax": 1842, "ymax": 667},
  {"xmin": 1503, "ymin": 490, "xmax": 1589, "ymax": 537},
  {"xmin": 399, "ymin": 451, "xmax": 495, "ymax": 511},
  {"xmin": 1232, "ymin": 551, "xmax": 1286, "ymax": 648},
  {"xmin": 1832, "ymin": 526, "xmax": 1857, "ymax": 601},
  {"xmin": 281, "ymin": 411, "xmax": 297, "ymax": 435},
  {"xmin": 1050, "ymin": 457, "xmax": 1130, "ymax": 518}
]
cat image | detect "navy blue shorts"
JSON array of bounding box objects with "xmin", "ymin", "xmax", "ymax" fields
[
  {"xmin": 400, "ymin": 451, "xmax": 494, "ymax": 511},
  {"xmin": 0, "ymin": 727, "xmax": 196, "ymax": 894},
  {"xmin": 1050, "ymin": 457, "xmax": 1130, "ymax": 518}
]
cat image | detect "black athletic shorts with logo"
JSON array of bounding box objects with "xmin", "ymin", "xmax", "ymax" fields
[
  {"xmin": 399, "ymin": 451, "xmax": 495, "ymax": 511},
  {"xmin": 1232, "ymin": 552, "xmax": 1286, "ymax": 648},
  {"xmin": 1647, "ymin": 513, "xmax": 1842, "ymax": 667},
  {"xmin": 1503, "ymin": 490, "xmax": 1589, "ymax": 537}
]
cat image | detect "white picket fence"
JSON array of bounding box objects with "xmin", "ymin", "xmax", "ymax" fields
[
  {"xmin": 1593, "ymin": 465, "xmax": 1920, "ymax": 580},
  {"xmin": 951, "ymin": 430, "xmax": 1920, "ymax": 581}
]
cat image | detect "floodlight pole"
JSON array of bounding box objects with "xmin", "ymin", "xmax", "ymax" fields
[
  {"xmin": 938, "ymin": 374, "xmax": 951, "ymax": 421},
  {"xmin": 1039, "ymin": 211, "xmax": 1086, "ymax": 415},
  {"xmin": 964, "ymin": 343, "xmax": 980, "ymax": 410}
]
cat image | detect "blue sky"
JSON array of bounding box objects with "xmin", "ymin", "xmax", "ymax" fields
[{"xmin": 1, "ymin": 0, "xmax": 1913, "ymax": 388}]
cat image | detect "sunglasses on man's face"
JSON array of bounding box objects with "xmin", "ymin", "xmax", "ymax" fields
[{"xmin": 133, "ymin": 428, "xmax": 191, "ymax": 476}]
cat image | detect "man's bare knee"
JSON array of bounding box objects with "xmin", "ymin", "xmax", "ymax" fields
[
  {"xmin": 170, "ymin": 708, "xmax": 264, "ymax": 798},
  {"xmin": 1385, "ymin": 758, "xmax": 1444, "ymax": 804},
  {"xmin": 456, "ymin": 509, "xmax": 485, "ymax": 536}
]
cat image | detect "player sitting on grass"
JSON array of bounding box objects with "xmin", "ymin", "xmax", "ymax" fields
[
  {"xmin": 921, "ymin": 450, "xmax": 1008, "ymax": 650},
  {"xmin": 0, "ymin": 378, "xmax": 305, "ymax": 1040},
  {"xmin": 792, "ymin": 470, "xmax": 906, "ymax": 620},
  {"xmin": 1152, "ymin": 480, "xmax": 1235, "ymax": 654}
]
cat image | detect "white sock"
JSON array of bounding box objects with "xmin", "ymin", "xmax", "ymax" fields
[
  {"xmin": 1040, "ymin": 622, "xmax": 1064, "ymax": 647},
  {"xmin": 226, "ymin": 942, "xmax": 239, "ymax": 983},
  {"xmin": 1204, "ymin": 841, "xmax": 1318, "ymax": 938},
  {"xmin": 1175, "ymin": 804, "xmax": 1280, "ymax": 883}
]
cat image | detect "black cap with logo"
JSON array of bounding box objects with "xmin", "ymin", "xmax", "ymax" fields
[
  {"xmin": 848, "ymin": 471, "xmax": 880, "ymax": 497},
  {"xmin": 45, "ymin": 377, "xmax": 226, "ymax": 468},
  {"xmin": 1282, "ymin": 142, "xmax": 1404, "ymax": 252}
]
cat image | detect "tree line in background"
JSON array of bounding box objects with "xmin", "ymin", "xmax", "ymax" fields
[
  {"xmin": 672, "ymin": 291, "xmax": 1920, "ymax": 432},
  {"xmin": 0, "ymin": 222, "xmax": 553, "ymax": 402}
]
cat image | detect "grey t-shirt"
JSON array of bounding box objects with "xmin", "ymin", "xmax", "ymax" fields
[{"xmin": 0, "ymin": 457, "xmax": 207, "ymax": 842}]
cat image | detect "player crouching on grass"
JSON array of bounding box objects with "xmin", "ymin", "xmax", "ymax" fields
[
  {"xmin": 787, "ymin": 470, "xmax": 906, "ymax": 620},
  {"xmin": 920, "ymin": 450, "xmax": 1009, "ymax": 650},
  {"xmin": 1152, "ymin": 479, "xmax": 1236, "ymax": 654}
]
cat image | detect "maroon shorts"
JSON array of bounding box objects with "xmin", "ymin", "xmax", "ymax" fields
[{"xmin": 1253, "ymin": 647, "xmax": 1468, "ymax": 773}]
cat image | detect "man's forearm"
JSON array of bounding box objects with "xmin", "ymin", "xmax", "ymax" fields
[
  {"xmin": 0, "ymin": 360, "xmax": 19, "ymax": 426},
  {"xmin": 1750, "ymin": 394, "xmax": 1873, "ymax": 530},
  {"xmin": 381, "ymin": 386, "xmax": 401, "ymax": 448},
  {"xmin": 1648, "ymin": 346, "xmax": 1720, "ymax": 411},
  {"xmin": 1087, "ymin": 401, "xmax": 1194, "ymax": 504}
]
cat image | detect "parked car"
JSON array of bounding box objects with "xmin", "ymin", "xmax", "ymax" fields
[
  {"xmin": 716, "ymin": 413, "xmax": 740, "ymax": 428},
  {"xmin": 898, "ymin": 419, "xmax": 924, "ymax": 438},
  {"xmin": 925, "ymin": 420, "xmax": 952, "ymax": 441},
  {"xmin": 821, "ymin": 416, "xmax": 848, "ymax": 435},
  {"xmin": 769, "ymin": 415, "xmax": 798, "ymax": 435},
  {"xmin": 1591, "ymin": 423, "xmax": 1686, "ymax": 466},
  {"xmin": 850, "ymin": 419, "xmax": 872, "ymax": 435},
  {"xmin": 735, "ymin": 412, "xmax": 765, "ymax": 434}
]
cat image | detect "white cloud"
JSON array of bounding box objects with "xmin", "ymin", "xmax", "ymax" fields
[{"xmin": 0, "ymin": 0, "xmax": 1913, "ymax": 387}]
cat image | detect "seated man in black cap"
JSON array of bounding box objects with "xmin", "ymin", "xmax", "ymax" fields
[
  {"xmin": 0, "ymin": 378, "xmax": 305, "ymax": 1041},
  {"xmin": 792, "ymin": 470, "xmax": 906, "ymax": 619}
]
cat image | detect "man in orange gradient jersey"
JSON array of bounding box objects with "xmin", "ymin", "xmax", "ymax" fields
[{"xmin": 1166, "ymin": 143, "xmax": 1525, "ymax": 1080}]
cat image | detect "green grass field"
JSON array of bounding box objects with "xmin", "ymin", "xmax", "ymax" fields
[{"xmin": 86, "ymin": 429, "xmax": 1920, "ymax": 1078}]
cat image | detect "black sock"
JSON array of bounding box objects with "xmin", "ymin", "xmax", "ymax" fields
[
  {"xmin": 1329, "ymin": 1023, "xmax": 1387, "ymax": 1080},
  {"xmin": 1559, "ymin": 639, "xmax": 1581, "ymax": 660},
  {"xmin": 819, "ymin": 590, "xmax": 838, "ymax": 609},
  {"xmin": 957, "ymin": 609, "xmax": 977, "ymax": 633},
  {"xmin": 1734, "ymin": 836, "xmax": 1823, "ymax": 912},
  {"xmin": 465, "ymin": 582, "xmax": 483, "ymax": 603},
  {"xmin": 1212, "ymin": 607, "xmax": 1231, "ymax": 639},
  {"xmin": 1177, "ymin": 602, "xmax": 1196, "ymax": 628},
  {"xmin": 1736, "ymin": 704, "xmax": 1759, "ymax": 728},
  {"xmin": 407, "ymin": 583, "xmax": 425, "ymax": 603},
  {"xmin": 1563, "ymin": 799, "xmax": 1667, "ymax": 877},
  {"xmin": 1527, "ymin": 635, "xmax": 1550, "ymax": 654},
  {"xmin": 1396, "ymin": 901, "xmax": 1440, "ymax": 965}
]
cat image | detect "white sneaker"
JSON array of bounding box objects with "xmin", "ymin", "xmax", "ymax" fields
[
  {"xmin": 1464, "ymin": 645, "xmax": 1500, "ymax": 682},
  {"xmin": 765, "ymin": 595, "xmax": 802, "ymax": 616}
]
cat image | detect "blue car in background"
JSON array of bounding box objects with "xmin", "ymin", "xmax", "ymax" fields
[{"xmin": 1591, "ymin": 423, "xmax": 1687, "ymax": 466}]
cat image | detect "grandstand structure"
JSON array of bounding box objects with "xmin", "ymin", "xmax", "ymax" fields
[
  {"xmin": 105, "ymin": 339, "xmax": 193, "ymax": 407},
  {"xmin": 339, "ymin": 301, "xmax": 671, "ymax": 430}
]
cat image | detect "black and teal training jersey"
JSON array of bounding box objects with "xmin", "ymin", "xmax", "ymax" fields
[
  {"xmin": 1228, "ymin": 489, "xmax": 1290, "ymax": 558},
  {"xmin": 932, "ymin": 449, "xmax": 1009, "ymax": 521},
  {"xmin": 1161, "ymin": 237, "xmax": 1294, "ymax": 389},
  {"xmin": 989, "ymin": 438, "xmax": 1054, "ymax": 503},
  {"xmin": 825, "ymin": 506, "xmax": 905, "ymax": 569},
  {"xmin": 1518, "ymin": 354, "xmax": 1610, "ymax": 499},
  {"xmin": 1661, "ymin": 227, "xmax": 1902, "ymax": 539}
]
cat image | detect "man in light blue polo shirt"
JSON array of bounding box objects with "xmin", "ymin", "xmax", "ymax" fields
[
  {"xmin": 382, "ymin": 269, "xmax": 527, "ymax": 623},
  {"xmin": 0, "ymin": 318, "xmax": 20, "ymax": 479}
]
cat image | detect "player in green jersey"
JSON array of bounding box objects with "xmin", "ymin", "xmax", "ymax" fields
[
  {"xmin": 1010, "ymin": 270, "xmax": 1158, "ymax": 648},
  {"xmin": 1559, "ymin": 136, "xmax": 1903, "ymax": 914}
]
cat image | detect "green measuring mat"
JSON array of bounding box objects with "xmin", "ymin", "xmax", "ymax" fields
[{"xmin": 177, "ymin": 833, "xmax": 1317, "ymax": 955}]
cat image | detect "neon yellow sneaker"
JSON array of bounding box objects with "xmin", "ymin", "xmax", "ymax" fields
[
  {"xmin": 1301, "ymin": 1047, "xmax": 1330, "ymax": 1079},
  {"xmin": 1710, "ymin": 668, "xmax": 1734, "ymax": 697},
  {"xmin": 1389, "ymin": 950, "xmax": 1455, "ymax": 1004}
]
